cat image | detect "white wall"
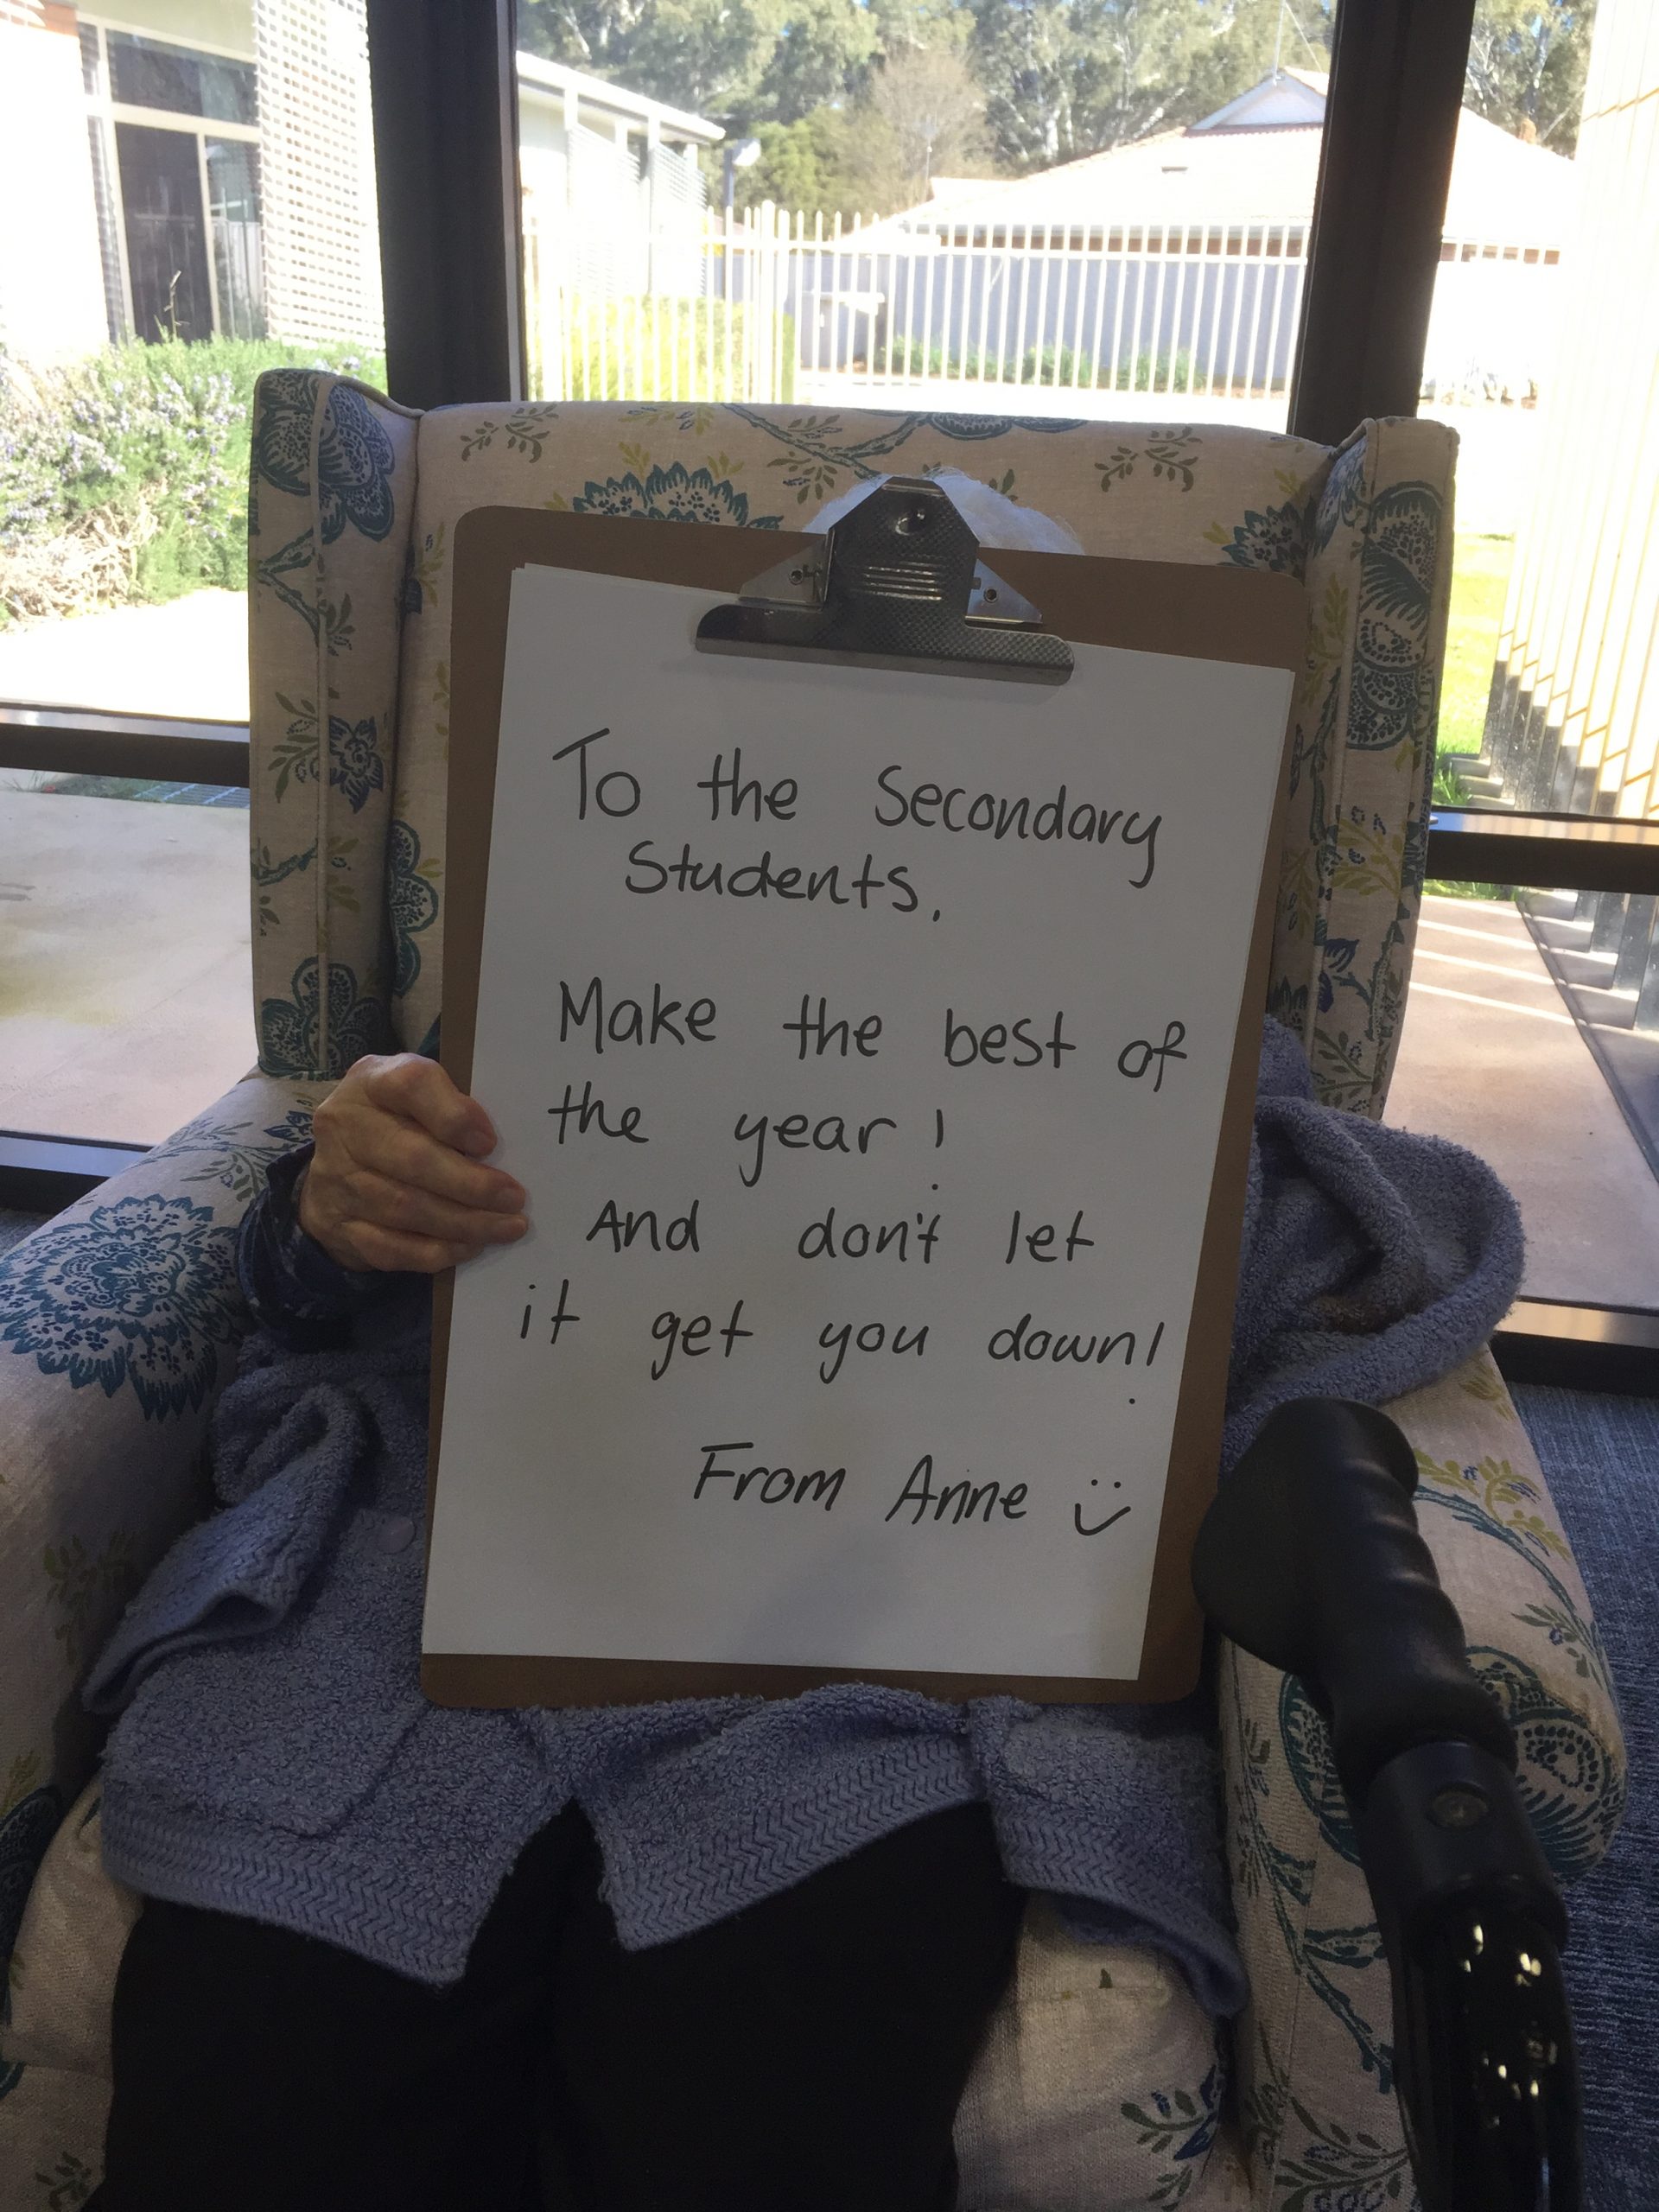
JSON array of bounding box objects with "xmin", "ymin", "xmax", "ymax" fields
[
  {"xmin": 1487, "ymin": 0, "xmax": 1659, "ymax": 817},
  {"xmin": 0, "ymin": 18, "xmax": 108, "ymax": 365},
  {"xmin": 86, "ymin": 0, "xmax": 256, "ymax": 59}
]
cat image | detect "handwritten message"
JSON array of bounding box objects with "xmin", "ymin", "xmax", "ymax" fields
[{"xmin": 422, "ymin": 566, "xmax": 1292, "ymax": 1686}]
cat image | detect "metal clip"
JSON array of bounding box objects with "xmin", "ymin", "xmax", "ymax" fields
[{"xmin": 695, "ymin": 476, "xmax": 1072, "ymax": 686}]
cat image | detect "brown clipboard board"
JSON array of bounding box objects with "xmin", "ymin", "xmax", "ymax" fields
[{"xmin": 423, "ymin": 504, "xmax": 1304, "ymax": 1711}]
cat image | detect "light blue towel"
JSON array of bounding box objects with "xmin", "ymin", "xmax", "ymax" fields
[{"xmin": 86, "ymin": 1021, "xmax": 1522, "ymax": 2011}]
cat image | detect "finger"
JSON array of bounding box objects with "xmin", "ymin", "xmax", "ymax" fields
[
  {"xmin": 340, "ymin": 1116, "xmax": 526, "ymax": 1212},
  {"xmin": 341, "ymin": 1220, "xmax": 486, "ymax": 1275},
  {"xmin": 346, "ymin": 1168, "xmax": 528, "ymax": 1247},
  {"xmin": 360, "ymin": 1056, "xmax": 498, "ymax": 1156}
]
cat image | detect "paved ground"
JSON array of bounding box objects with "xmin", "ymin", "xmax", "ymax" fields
[
  {"xmin": 1388, "ymin": 893, "xmax": 1659, "ymax": 1308},
  {"xmin": 0, "ymin": 587, "xmax": 249, "ymax": 721},
  {"xmin": 0, "ymin": 785, "xmax": 254, "ymax": 1146}
]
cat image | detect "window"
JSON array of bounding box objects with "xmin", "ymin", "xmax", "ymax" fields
[
  {"xmin": 1425, "ymin": 7, "xmax": 1652, "ymax": 828},
  {"xmin": 1, "ymin": 3, "xmax": 385, "ymax": 721},
  {"xmin": 105, "ymin": 27, "xmax": 258, "ymax": 124},
  {"xmin": 1387, "ymin": 1, "xmax": 1659, "ymax": 1335},
  {"xmin": 2, "ymin": 0, "xmax": 1653, "ymax": 1374},
  {"xmin": 0, "ymin": 0, "xmax": 385, "ymax": 1146},
  {"xmin": 1389, "ymin": 877, "xmax": 1659, "ymax": 1312},
  {"xmin": 512, "ymin": 3, "xmax": 1338, "ymax": 427}
]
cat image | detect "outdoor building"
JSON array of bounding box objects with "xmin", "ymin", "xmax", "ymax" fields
[
  {"xmin": 0, "ymin": 1, "xmax": 719, "ymax": 365},
  {"xmin": 516, "ymin": 52, "xmax": 721, "ymax": 397},
  {"xmin": 515, "ymin": 63, "xmax": 1577, "ymax": 418},
  {"xmin": 0, "ymin": 0, "xmax": 382, "ymax": 358},
  {"xmin": 872, "ymin": 68, "xmax": 1577, "ymax": 404}
]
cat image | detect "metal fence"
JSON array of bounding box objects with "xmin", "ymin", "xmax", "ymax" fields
[
  {"xmin": 803, "ymin": 210, "xmax": 1311, "ymax": 403},
  {"xmin": 524, "ymin": 203, "xmax": 1315, "ymax": 409},
  {"xmin": 524, "ymin": 204, "xmax": 797, "ymax": 403},
  {"xmin": 524, "ymin": 199, "xmax": 1562, "ymax": 421}
]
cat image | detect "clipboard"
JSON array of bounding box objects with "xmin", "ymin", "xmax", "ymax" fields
[{"xmin": 425, "ymin": 484, "xmax": 1304, "ymax": 1709}]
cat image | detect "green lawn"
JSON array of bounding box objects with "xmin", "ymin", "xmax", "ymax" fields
[
  {"xmin": 1439, "ymin": 531, "xmax": 1515, "ymax": 768},
  {"xmin": 1427, "ymin": 530, "xmax": 1518, "ymax": 895}
]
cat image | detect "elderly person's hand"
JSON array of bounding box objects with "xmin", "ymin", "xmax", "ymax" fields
[{"xmin": 297, "ymin": 1054, "xmax": 528, "ymax": 1274}]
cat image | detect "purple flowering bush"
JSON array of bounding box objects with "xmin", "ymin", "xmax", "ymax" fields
[{"xmin": 0, "ymin": 337, "xmax": 385, "ymax": 622}]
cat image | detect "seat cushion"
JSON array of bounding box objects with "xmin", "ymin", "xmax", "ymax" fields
[{"xmin": 956, "ymin": 1898, "xmax": 1250, "ymax": 2209}]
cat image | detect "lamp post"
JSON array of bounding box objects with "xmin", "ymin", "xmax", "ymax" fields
[
  {"xmin": 721, "ymin": 137, "xmax": 761, "ymax": 302},
  {"xmin": 723, "ymin": 134, "xmax": 762, "ymax": 216}
]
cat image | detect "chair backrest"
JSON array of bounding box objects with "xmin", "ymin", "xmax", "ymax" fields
[{"xmin": 247, "ymin": 381, "xmax": 1457, "ymax": 1116}]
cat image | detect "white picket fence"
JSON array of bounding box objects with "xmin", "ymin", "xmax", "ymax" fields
[{"xmin": 523, "ymin": 200, "xmax": 1562, "ymax": 417}]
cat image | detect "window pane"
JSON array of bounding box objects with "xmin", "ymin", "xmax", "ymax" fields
[
  {"xmin": 1428, "ymin": 3, "xmax": 1657, "ymax": 823},
  {"xmin": 118, "ymin": 121, "xmax": 215, "ymax": 343},
  {"xmin": 106, "ymin": 29, "xmax": 257, "ymax": 127},
  {"xmin": 108, "ymin": 28, "xmax": 209, "ymax": 117},
  {"xmin": 0, "ymin": 0, "xmax": 384, "ymax": 724},
  {"xmin": 0, "ymin": 776, "xmax": 254, "ymax": 1146},
  {"xmin": 1388, "ymin": 885, "xmax": 1659, "ymax": 1310},
  {"xmin": 0, "ymin": 0, "xmax": 383, "ymax": 1146},
  {"xmin": 207, "ymin": 137, "xmax": 266, "ymax": 340},
  {"xmin": 514, "ymin": 6, "xmax": 1338, "ymax": 428}
]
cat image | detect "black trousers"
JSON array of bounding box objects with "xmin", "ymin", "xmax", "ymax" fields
[{"xmin": 89, "ymin": 1804, "xmax": 1023, "ymax": 2212}]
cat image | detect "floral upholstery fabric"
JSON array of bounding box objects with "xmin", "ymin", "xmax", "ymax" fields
[
  {"xmin": 1224, "ymin": 1350, "xmax": 1624, "ymax": 2209},
  {"xmin": 0, "ymin": 377, "xmax": 1626, "ymax": 2209},
  {"xmin": 956, "ymin": 1899, "xmax": 1251, "ymax": 2209},
  {"xmin": 247, "ymin": 372, "xmax": 420, "ymax": 1080},
  {"xmin": 247, "ymin": 385, "xmax": 1452, "ymax": 1120},
  {"xmin": 0, "ymin": 1072, "xmax": 327, "ymax": 2197}
]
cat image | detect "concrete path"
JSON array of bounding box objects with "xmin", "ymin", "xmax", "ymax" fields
[
  {"xmin": 0, "ymin": 588, "xmax": 249, "ymax": 721},
  {"xmin": 1389, "ymin": 893, "xmax": 1659, "ymax": 1308},
  {"xmin": 0, "ymin": 787, "xmax": 254, "ymax": 1146}
]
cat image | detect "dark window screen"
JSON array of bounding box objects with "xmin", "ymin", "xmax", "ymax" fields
[
  {"xmin": 108, "ymin": 30, "xmax": 257, "ymax": 127},
  {"xmin": 116, "ymin": 122, "xmax": 213, "ymax": 343}
]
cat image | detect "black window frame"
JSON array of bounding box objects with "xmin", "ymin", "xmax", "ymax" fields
[{"xmin": 3, "ymin": 0, "xmax": 1655, "ymax": 1395}]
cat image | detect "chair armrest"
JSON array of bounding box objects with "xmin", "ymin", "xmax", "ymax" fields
[
  {"xmin": 0, "ymin": 1072, "xmax": 327, "ymax": 1985},
  {"xmin": 1220, "ymin": 1350, "xmax": 1625, "ymax": 2208}
]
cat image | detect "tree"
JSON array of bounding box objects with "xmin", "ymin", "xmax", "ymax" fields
[
  {"xmin": 520, "ymin": 0, "xmax": 874, "ymax": 128},
  {"xmin": 518, "ymin": 0, "xmax": 780, "ymax": 118},
  {"xmin": 1465, "ymin": 0, "xmax": 1597, "ymax": 151},
  {"xmin": 851, "ymin": 41, "xmax": 994, "ymax": 207},
  {"xmin": 754, "ymin": 0, "xmax": 879, "ymax": 123},
  {"xmin": 1178, "ymin": 0, "xmax": 1335, "ymax": 126},
  {"xmin": 965, "ymin": 0, "xmax": 1205, "ymax": 172},
  {"xmin": 735, "ymin": 109, "xmax": 862, "ymax": 213},
  {"xmin": 868, "ymin": 0, "xmax": 976, "ymax": 59}
]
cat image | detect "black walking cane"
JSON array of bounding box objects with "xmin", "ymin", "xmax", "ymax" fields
[{"xmin": 1192, "ymin": 1398, "xmax": 1582, "ymax": 2212}]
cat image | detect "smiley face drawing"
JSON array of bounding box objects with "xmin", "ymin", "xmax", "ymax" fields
[{"xmin": 1074, "ymin": 1478, "xmax": 1130, "ymax": 1536}]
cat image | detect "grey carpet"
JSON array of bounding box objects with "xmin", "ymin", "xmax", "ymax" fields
[{"xmin": 1512, "ymin": 1384, "xmax": 1659, "ymax": 2210}]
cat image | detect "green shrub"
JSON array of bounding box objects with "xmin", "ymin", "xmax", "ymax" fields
[
  {"xmin": 1434, "ymin": 753, "xmax": 1474, "ymax": 805},
  {"xmin": 543, "ymin": 298, "xmax": 794, "ymax": 404},
  {"xmin": 890, "ymin": 336, "xmax": 1195, "ymax": 391},
  {"xmin": 0, "ymin": 335, "xmax": 385, "ymax": 620}
]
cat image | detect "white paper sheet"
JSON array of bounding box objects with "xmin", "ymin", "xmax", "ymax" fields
[{"xmin": 422, "ymin": 565, "xmax": 1292, "ymax": 1682}]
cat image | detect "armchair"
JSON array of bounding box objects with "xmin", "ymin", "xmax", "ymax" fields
[{"xmin": 0, "ymin": 379, "xmax": 1625, "ymax": 2208}]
